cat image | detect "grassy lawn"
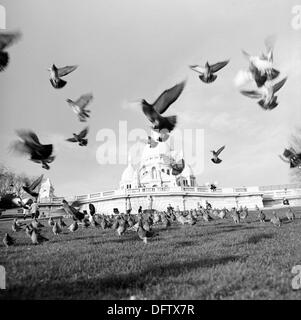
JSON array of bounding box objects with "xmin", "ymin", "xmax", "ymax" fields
[{"xmin": 1, "ymin": 207, "xmax": 301, "ymax": 300}]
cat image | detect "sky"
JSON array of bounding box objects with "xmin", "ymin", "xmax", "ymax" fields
[{"xmin": 0, "ymin": 0, "xmax": 300, "ymax": 196}]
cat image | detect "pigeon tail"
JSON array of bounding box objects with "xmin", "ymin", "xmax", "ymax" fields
[
  {"xmin": 0, "ymin": 51, "xmax": 9, "ymax": 72},
  {"xmin": 211, "ymin": 158, "xmax": 222, "ymax": 164},
  {"xmin": 50, "ymin": 78, "xmax": 67, "ymax": 89},
  {"xmin": 199, "ymin": 74, "xmax": 217, "ymax": 83}
]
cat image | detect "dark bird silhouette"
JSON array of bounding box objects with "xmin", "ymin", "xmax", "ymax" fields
[
  {"xmin": 89, "ymin": 203, "xmax": 96, "ymax": 216},
  {"xmin": 240, "ymin": 77, "xmax": 287, "ymax": 110},
  {"xmin": 22, "ymin": 175, "xmax": 43, "ymax": 198},
  {"xmin": 211, "ymin": 145, "xmax": 225, "ymax": 164},
  {"xmin": 3, "ymin": 233, "xmax": 15, "ymax": 247},
  {"xmin": 66, "ymin": 93, "xmax": 93, "ymax": 122},
  {"xmin": 171, "ymin": 159, "xmax": 185, "ymax": 176},
  {"xmin": 10, "ymin": 130, "xmax": 55, "ymax": 169},
  {"xmin": 0, "ymin": 31, "xmax": 22, "ymax": 72},
  {"xmin": 190, "ymin": 60, "xmax": 229, "ymax": 83},
  {"xmin": 279, "ymin": 148, "xmax": 301, "ymax": 169},
  {"xmin": 66, "ymin": 127, "xmax": 89, "ymax": 146},
  {"xmin": 48, "ymin": 64, "xmax": 78, "ymax": 89},
  {"xmin": 141, "ymin": 81, "xmax": 186, "ymax": 133},
  {"xmin": 58, "ymin": 217, "xmax": 67, "ymax": 228},
  {"xmin": 62, "ymin": 199, "xmax": 85, "ymax": 221},
  {"xmin": 31, "ymin": 228, "xmax": 49, "ymax": 245}
]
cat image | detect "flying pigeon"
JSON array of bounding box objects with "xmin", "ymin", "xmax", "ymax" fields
[
  {"xmin": 171, "ymin": 159, "xmax": 185, "ymax": 176},
  {"xmin": 211, "ymin": 145, "xmax": 225, "ymax": 164},
  {"xmin": 240, "ymin": 77, "xmax": 287, "ymax": 110},
  {"xmin": 66, "ymin": 127, "xmax": 89, "ymax": 146},
  {"xmin": 48, "ymin": 64, "xmax": 78, "ymax": 89},
  {"xmin": 0, "ymin": 31, "xmax": 22, "ymax": 72},
  {"xmin": 279, "ymin": 148, "xmax": 301, "ymax": 169},
  {"xmin": 22, "ymin": 175, "xmax": 44, "ymax": 198},
  {"xmin": 3, "ymin": 233, "xmax": 15, "ymax": 247},
  {"xmin": 66, "ymin": 93, "xmax": 93, "ymax": 122},
  {"xmin": 242, "ymin": 35, "xmax": 279, "ymax": 79},
  {"xmin": 190, "ymin": 60, "xmax": 229, "ymax": 83},
  {"xmin": 62, "ymin": 199, "xmax": 85, "ymax": 221},
  {"xmin": 141, "ymin": 81, "xmax": 186, "ymax": 133},
  {"xmin": 10, "ymin": 130, "xmax": 55, "ymax": 169}
]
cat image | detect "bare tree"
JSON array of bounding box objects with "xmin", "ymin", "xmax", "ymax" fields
[{"xmin": 0, "ymin": 164, "xmax": 40, "ymax": 209}]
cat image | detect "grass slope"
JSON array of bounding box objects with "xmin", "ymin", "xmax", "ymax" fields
[{"xmin": 1, "ymin": 207, "xmax": 301, "ymax": 300}]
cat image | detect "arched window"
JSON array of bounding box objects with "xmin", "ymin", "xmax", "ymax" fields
[
  {"xmin": 152, "ymin": 167, "xmax": 157, "ymax": 179},
  {"xmin": 162, "ymin": 169, "xmax": 165, "ymax": 173},
  {"xmin": 167, "ymin": 169, "xmax": 170, "ymax": 175}
]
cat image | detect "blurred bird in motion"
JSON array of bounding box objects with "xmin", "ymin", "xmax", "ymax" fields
[
  {"xmin": 66, "ymin": 127, "xmax": 89, "ymax": 146},
  {"xmin": 141, "ymin": 81, "xmax": 186, "ymax": 134},
  {"xmin": 22, "ymin": 175, "xmax": 44, "ymax": 198},
  {"xmin": 240, "ymin": 77, "xmax": 287, "ymax": 110},
  {"xmin": 66, "ymin": 93, "xmax": 93, "ymax": 122},
  {"xmin": 62, "ymin": 200, "xmax": 85, "ymax": 221},
  {"xmin": 279, "ymin": 148, "xmax": 301, "ymax": 169},
  {"xmin": 10, "ymin": 130, "xmax": 55, "ymax": 170},
  {"xmin": 211, "ymin": 145, "xmax": 225, "ymax": 164},
  {"xmin": 0, "ymin": 30, "xmax": 22, "ymax": 72},
  {"xmin": 48, "ymin": 64, "xmax": 78, "ymax": 89},
  {"xmin": 242, "ymin": 35, "xmax": 279, "ymax": 79},
  {"xmin": 190, "ymin": 60, "xmax": 229, "ymax": 83}
]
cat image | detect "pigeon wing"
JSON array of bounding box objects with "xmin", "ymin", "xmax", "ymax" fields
[
  {"xmin": 0, "ymin": 31, "xmax": 22, "ymax": 50},
  {"xmin": 152, "ymin": 80, "xmax": 186, "ymax": 114},
  {"xmin": 78, "ymin": 127, "xmax": 89, "ymax": 139},
  {"xmin": 189, "ymin": 65, "xmax": 205, "ymax": 74},
  {"xmin": 10, "ymin": 140, "xmax": 31, "ymax": 156},
  {"xmin": 57, "ymin": 65, "xmax": 78, "ymax": 77},
  {"xmin": 210, "ymin": 60, "xmax": 230, "ymax": 73},
  {"xmin": 240, "ymin": 90, "xmax": 262, "ymax": 99},
  {"xmin": 75, "ymin": 93, "xmax": 93, "ymax": 109},
  {"xmin": 30, "ymin": 144, "xmax": 53, "ymax": 160},
  {"xmin": 29, "ymin": 174, "xmax": 44, "ymax": 190},
  {"xmin": 16, "ymin": 130, "xmax": 41, "ymax": 146},
  {"xmin": 142, "ymin": 101, "xmax": 158, "ymax": 124},
  {"xmin": 273, "ymin": 77, "xmax": 287, "ymax": 94},
  {"xmin": 279, "ymin": 155, "xmax": 290, "ymax": 163},
  {"xmin": 216, "ymin": 145, "xmax": 225, "ymax": 156}
]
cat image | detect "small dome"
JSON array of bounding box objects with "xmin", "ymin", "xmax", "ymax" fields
[{"xmin": 121, "ymin": 163, "xmax": 135, "ymax": 182}]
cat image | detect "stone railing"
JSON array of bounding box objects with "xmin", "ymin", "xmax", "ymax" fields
[{"xmin": 38, "ymin": 183, "xmax": 301, "ymax": 205}]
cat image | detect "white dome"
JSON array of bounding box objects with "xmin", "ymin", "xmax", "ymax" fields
[
  {"xmin": 121, "ymin": 163, "xmax": 135, "ymax": 182},
  {"xmin": 181, "ymin": 164, "xmax": 194, "ymax": 178},
  {"xmin": 141, "ymin": 141, "xmax": 171, "ymax": 163}
]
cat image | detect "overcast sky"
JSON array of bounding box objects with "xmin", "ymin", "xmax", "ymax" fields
[{"xmin": 0, "ymin": 0, "xmax": 300, "ymax": 196}]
